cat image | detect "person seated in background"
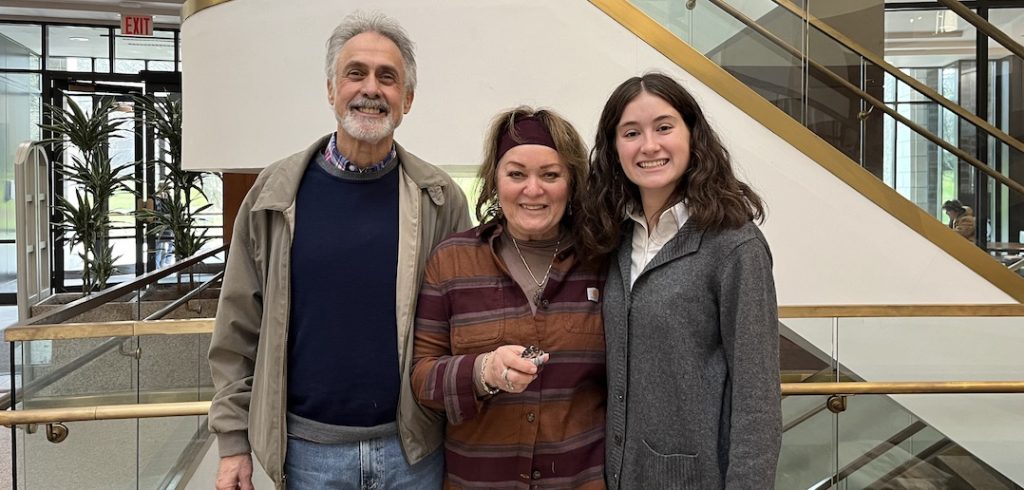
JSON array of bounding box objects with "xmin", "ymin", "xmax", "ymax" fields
[
  {"xmin": 411, "ymin": 107, "xmax": 607, "ymax": 489},
  {"xmin": 943, "ymin": 199, "xmax": 976, "ymax": 242}
]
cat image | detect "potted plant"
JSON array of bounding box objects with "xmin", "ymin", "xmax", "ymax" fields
[
  {"xmin": 134, "ymin": 95, "xmax": 218, "ymax": 278},
  {"xmin": 38, "ymin": 97, "xmax": 135, "ymax": 294}
]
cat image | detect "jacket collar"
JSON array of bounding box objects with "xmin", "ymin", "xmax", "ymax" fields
[
  {"xmin": 252, "ymin": 134, "xmax": 451, "ymax": 212},
  {"xmin": 616, "ymin": 219, "xmax": 706, "ymax": 294}
]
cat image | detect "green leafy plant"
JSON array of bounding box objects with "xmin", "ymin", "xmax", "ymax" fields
[
  {"xmin": 38, "ymin": 97, "xmax": 135, "ymax": 293},
  {"xmin": 134, "ymin": 95, "xmax": 218, "ymax": 263}
]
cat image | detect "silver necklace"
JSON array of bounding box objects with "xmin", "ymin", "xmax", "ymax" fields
[{"xmin": 510, "ymin": 235, "xmax": 561, "ymax": 304}]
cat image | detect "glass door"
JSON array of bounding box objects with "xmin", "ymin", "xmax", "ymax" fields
[{"xmin": 47, "ymin": 79, "xmax": 142, "ymax": 292}]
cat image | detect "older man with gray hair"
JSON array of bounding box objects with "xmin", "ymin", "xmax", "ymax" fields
[{"xmin": 208, "ymin": 11, "xmax": 470, "ymax": 489}]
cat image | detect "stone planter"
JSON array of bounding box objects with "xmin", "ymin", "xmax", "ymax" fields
[{"xmin": 21, "ymin": 284, "xmax": 221, "ymax": 402}]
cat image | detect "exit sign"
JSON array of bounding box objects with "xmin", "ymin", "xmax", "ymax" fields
[{"xmin": 121, "ymin": 14, "xmax": 153, "ymax": 36}]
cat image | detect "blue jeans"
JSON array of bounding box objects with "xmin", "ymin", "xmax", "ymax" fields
[{"xmin": 284, "ymin": 433, "xmax": 443, "ymax": 489}]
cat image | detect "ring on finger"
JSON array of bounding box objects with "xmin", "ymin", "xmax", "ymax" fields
[{"xmin": 501, "ymin": 367, "xmax": 515, "ymax": 391}]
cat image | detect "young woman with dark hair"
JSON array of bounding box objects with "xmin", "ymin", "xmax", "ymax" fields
[{"xmin": 580, "ymin": 73, "xmax": 781, "ymax": 489}]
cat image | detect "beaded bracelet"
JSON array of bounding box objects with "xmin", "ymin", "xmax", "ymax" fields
[{"xmin": 479, "ymin": 352, "xmax": 500, "ymax": 396}]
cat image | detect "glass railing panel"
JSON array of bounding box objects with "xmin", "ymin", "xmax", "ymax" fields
[
  {"xmin": 778, "ymin": 396, "xmax": 837, "ymax": 489},
  {"xmin": 20, "ymin": 337, "xmax": 138, "ymax": 408},
  {"xmin": 834, "ymin": 316, "xmax": 1024, "ymax": 486},
  {"xmin": 11, "ymin": 330, "xmax": 215, "ymax": 489},
  {"xmin": 835, "ymin": 395, "xmax": 922, "ymax": 488},
  {"xmin": 831, "ymin": 394, "xmax": 1022, "ymax": 490},
  {"xmin": 635, "ymin": 0, "xmax": 809, "ymax": 124},
  {"xmin": 137, "ymin": 331, "xmax": 213, "ymax": 487},
  {"xmin": 835, "ymin": 316, "xmax": 1021, "ymax": 382},
  {"xmin": 805, "ymin": 26, "xmax": 872, "ymax": 168},
  {"xmin": 6, "ymin": 248, "xmax": 223, "ymax": 489},
  {"xmin": 982, "ymin": 170, "xmax": 1024, "ymax": 267},
  {"xmin": 780, "ymin": 317, "xmax": 836, "ymax": 374},
  {"xmin": 14, "ymin": 336, "xmax": 140, "ymax": 489},
  {"xmin": 632, "ymin": 0, "xmax": 694, "ymax": 44},
  {"xmin": 139, "ymin": 415, "xmax": 205, "ymax": 489},
  {"xmin": 778, "ymin": 317, "xmax": 841, "ymax": 488},
  {"xmin": 843, "ymin": 420, "xmax": 945, "ymax": 489},
  {"xmin": 20, "ymin": 419, "xmax": 139, "ymax": 489},
  {"xmin": 3, "ymin": 341, "xmax": 21, "ymax": 489},
  {"xmin": 778, "ymin": 313, "xmax": 1024, "ymax": 487}
]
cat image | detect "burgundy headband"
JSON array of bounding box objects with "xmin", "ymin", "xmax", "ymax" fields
[{"xmin": 496, "ymin": 115, "xmax": 557, "ymax": 162}]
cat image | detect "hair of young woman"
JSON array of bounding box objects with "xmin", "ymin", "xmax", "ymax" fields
[
  {"xmin": 578, "ymin": 72, "xmax": 765, "ymax": 262},
  {"xmin": 476, "ymin": 106, "xmax": 591, "ymax": 259}
]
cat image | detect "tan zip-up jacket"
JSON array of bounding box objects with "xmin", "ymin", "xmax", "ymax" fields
[{"xmin": 207, "ymin": 135, "xmax": 471, "ymax": 488}]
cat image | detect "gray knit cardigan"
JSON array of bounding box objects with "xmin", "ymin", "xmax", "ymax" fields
[{"xmin": 604, "ymin": 220, "xmax": 781, "ymax": 489}]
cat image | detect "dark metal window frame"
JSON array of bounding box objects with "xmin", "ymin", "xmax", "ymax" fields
[
  {"xmin": 883, "ymin": 0, "xmax": 1024, "ymax": 245},
  {"xmin": 1, "ymin": 19, "xmax": 221, "ymax": 297}
]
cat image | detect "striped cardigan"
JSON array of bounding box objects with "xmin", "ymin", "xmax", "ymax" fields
[{"xmin": 411, "ymin": 223, "xmax": 607, "ymax": 489}]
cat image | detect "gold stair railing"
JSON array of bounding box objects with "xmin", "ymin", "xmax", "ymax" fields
[
  {"xmin": 935, "ymin": 0, "xmax": 1024, "ymax": 61},
  {"xmin": 0, "ymin": 401, "xmax": 212, "ymax": 425},
  {"xmin": 4, "ymin": 318, "xmax": 214, "ymax": 342},
  {"xmin": 2, "ymin": 381, "xmax": 1021, "ymax": 426},
  {"xmin": 704, "ymin": 0, "xmax": 1024, "ymax": 196},
  {"xmin": 3, "ymin": 317, "xmax": 215, "ymax": 445},
  {"xmin": 2, "ymin": 245, "xmax": 224, "ymax": 411},
  {"xmin": 5, "ymin": 304, "xmax": 1022, "ymax": 428},
  {"xmin": 589, "ymin": 0, "xmax": 1024, "ymax": 302},
  {"xmin": 779, "ymin": 304, "xmax": 1024, "ymax": 318},
  {"xmin": 768, "ymin": 0, "xmax": 1024, "ymax": 156},
  {"xmin": 784, "ymin": 380, "xmax": 1024, "ymax": 396}
]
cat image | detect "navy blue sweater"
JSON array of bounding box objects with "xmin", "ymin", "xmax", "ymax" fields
[{"xmin": 287, "ymin": 154, "xmax": 399, "ymax": 427}]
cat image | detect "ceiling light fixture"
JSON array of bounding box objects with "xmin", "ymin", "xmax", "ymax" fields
[{"xmin": 69, "ymin": 37, "xmax": 89, "ymax": 42}]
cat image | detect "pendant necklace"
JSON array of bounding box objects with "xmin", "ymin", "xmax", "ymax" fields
[{"xmin": 510, "ymin": 235, "xmax": 561, "ymax": 305}]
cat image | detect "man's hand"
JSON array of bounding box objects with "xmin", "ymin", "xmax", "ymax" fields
[{"xmin": 215, "ymin": 453, "xmax": 254, "ymax": 490}]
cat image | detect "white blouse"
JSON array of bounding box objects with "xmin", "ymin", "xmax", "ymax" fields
[{"xmin": 628, "ymin": 201, "xmax": 690, "ymax": 288}]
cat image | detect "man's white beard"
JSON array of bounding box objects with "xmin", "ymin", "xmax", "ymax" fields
[{"xmin": 338, "ymin": 110, "xmax": 394, "ymax": 144}]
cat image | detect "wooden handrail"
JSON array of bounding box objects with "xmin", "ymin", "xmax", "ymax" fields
[
  {"xmin": 782, "ymin": 381, "xmax": 1024, "ymax": 396},
  {"xmin": 9, "ymin": 245, "xmax": 225, "ymax": 330},
  {"xmin": 778, "ymin": 304, "xmax": 1024, "ymax": 318},
  {"xmin": 4, "ymin": 318, "xmax": 214, "ymax": 342},
  {"xmin": 4, "ymin": 381, "xmax": 1023, "ymax": 425},
  {"xmin": 935, "ymin": 0, "xmax": 1024, "ymax": 61},
  {"xmin": 0, "ymin": 402, "xmax": 211, "ymax": 425},
  {"xmin": 6, "ymin": 304, "xmax": 1024, "ymax": 343}
]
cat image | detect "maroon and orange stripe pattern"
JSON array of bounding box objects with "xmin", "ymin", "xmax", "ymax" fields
[{"xmin": 412, "ymin": 224, "xmax": 607, "ymax": 489}]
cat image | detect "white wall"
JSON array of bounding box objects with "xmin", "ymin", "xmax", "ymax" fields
[
  {"xmin": 183, "ymin": 0, "xmax": 1023, "ymax": 484},
  {"xmin": 182, "ymin": 0, "xmax": 1015, "ymax": 306}
]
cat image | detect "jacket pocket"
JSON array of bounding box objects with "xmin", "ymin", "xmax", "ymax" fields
[
  {"xmin": 636, "ymin": 439, "xmax": 701, "ymax": 490},
  {"xmin": 451, "ymin": 321, "xmax": 504, "ymax": 349},
  {"xmin": 563, "ymin": 283, "xmax": 604, "ymax": 335},
  {"xmin": 450, "ymin": 281, "xmax": 505, "ymax": 349}
]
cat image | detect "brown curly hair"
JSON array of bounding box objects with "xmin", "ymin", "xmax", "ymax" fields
[{"xmin": 578, "ymin": 73, "xmax": 765, "ymax": 262}]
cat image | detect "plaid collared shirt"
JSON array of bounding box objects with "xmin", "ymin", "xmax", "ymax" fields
[{"xmin": 323, "ymin": 132, "xmax": 397, "ymax": 173}]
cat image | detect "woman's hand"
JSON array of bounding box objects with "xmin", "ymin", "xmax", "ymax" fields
[{"xmin": 484, "ymin": 345, "xmax": 550, "ymax": 393}]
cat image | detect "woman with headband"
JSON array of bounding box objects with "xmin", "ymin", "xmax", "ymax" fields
[{"xmin": 412, "ymin": 107, "xmax": 606, "ymax": 489}]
